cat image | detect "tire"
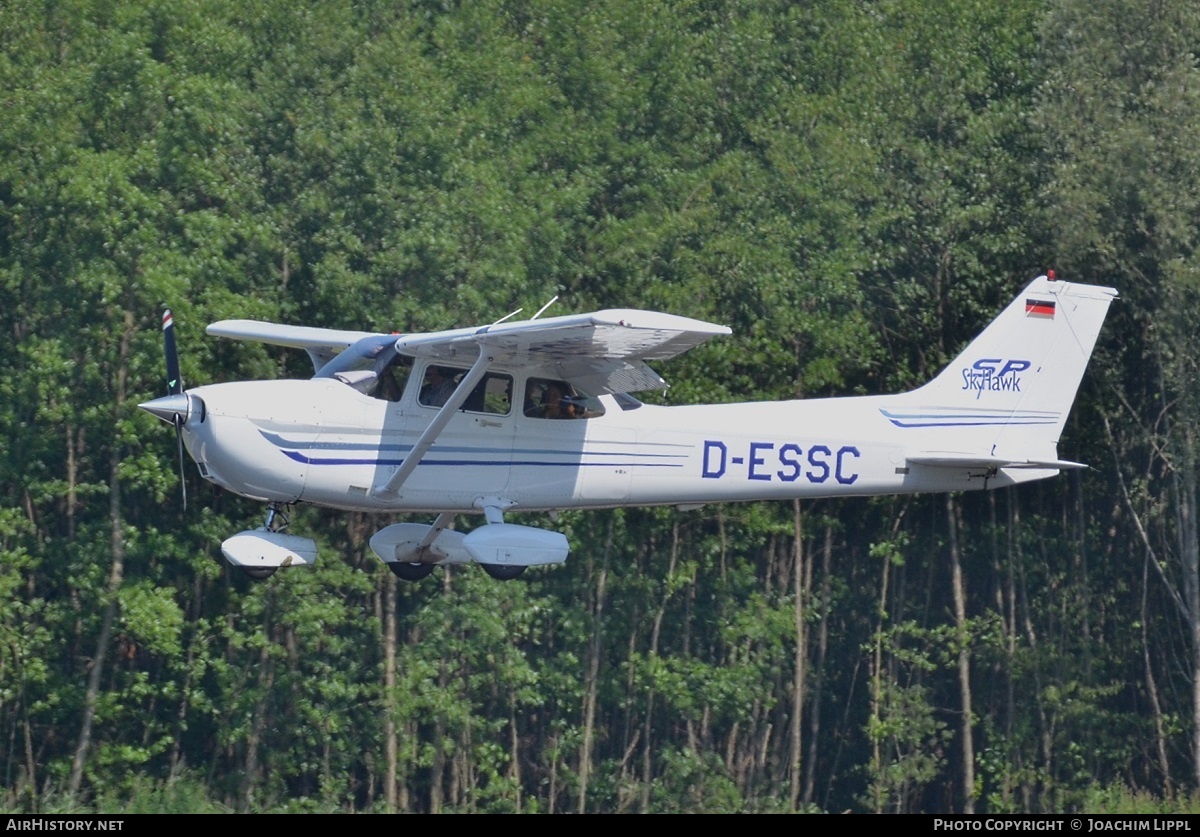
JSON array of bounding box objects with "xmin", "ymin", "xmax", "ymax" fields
[
  {"xmin": 240, "ymin": 566, "xmax": 277, "ymax": 580},
  {"xmin": 480, "ymin": 563, "xmax": 526, "ymax": 581},
  {"xmin": 388, "ymin": 561, "xmax": 436, "ymax": 581}
]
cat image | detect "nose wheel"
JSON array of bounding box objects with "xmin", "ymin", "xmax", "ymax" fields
[
  {"xmin": 237, "ymin": 504, "xmax": 293, "ymax": 581},
  {"xmin": 264, "ymin": 504, "xmax": 288, "ymax": 533}
]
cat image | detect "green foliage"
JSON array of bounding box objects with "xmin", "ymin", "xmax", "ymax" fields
[
  {"xmin": 1, "ymin": 0, "xmax": 1198, "ymax": 815},
  {"xmin": 1081, "ymin": 785, "xmax": 1200, "ymax": 815}
]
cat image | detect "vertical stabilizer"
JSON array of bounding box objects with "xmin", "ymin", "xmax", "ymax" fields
[{"xmin": 883, "ymin": 275, "xmax": 1118, "ymax": 465}]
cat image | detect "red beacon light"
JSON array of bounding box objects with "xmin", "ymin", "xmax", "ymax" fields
[{"xmin": 1047, "ymin": 269, "xmax": 1057, "ymax": 281}]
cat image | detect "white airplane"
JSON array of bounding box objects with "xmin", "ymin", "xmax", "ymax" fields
[{"xmin": 140, "ymin": 274, "xmax": 1116, "ymax": 581}]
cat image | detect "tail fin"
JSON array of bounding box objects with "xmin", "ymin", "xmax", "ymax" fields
[{"xmin": 883, "ymin": 275, "xmax": 1118, "ymax": 467}]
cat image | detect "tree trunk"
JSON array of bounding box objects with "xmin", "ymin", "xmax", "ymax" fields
[
  {"xmin": 947, "ymin": 494, "xmax": 976, "ymax": 813},
  {"xmin": 1174, "ymin": 450, "xmax": 1200, "ymax": 787},
  {"xmin": 577, "ymin": 515, "xmax": 612, "ymax": 813},
  {"xmin": 69, "ymin": 310, "xmax": 133, "ymax": 796},
  {"xmin": 803, "ymin": 524, "xmax": 833, "ymax": 807},
  {"xmin": 1142, "ymin": 548, "xmax": 1173, "ymax": 796},
  {"xmin": 640, "ymin": 523, "xmax": 679, "ymax": 812},
  {"xmin": 243, "ymin": 594, "xmax": 275, "ymax": 811},
  {"xmin": 384, "ymin": 569, "xmax": 398, "ymax": 811},
  {"xmin": 869, "ymin": 537, "xmax": 891, "ymax": 813},
  {"xmin": 788, "ymin": 499, "xmax": 806, "ymax": 811}
]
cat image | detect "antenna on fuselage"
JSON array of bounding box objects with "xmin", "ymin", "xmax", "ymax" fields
[
  {"xmin": 490, "ymin": 307, "xmax": 523, "ymax": 326},
  {"xmin": 531, "ymin": 295, "xmax": 559, "ymax": 320}
]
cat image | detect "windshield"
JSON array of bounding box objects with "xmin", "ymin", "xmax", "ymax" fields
[
  {"xmin": 314, "ymin": 335, "xmax": 397, "ymax": 379},
  {"xmin": 316, "ymin": 336, "xmax": 412, "ymax": 402}
]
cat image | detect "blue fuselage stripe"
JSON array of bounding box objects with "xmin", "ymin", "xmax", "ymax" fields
[
  {"xmin": 878, "ymin": 408, "xmax": 1059, "ymax": 429},
  {"xmin": 885, "ymin": 419, "xmax": 1057, "ymax": 428},
  {"xmin": 259, "ymin": 430, "xmax": 686, "ymax": 461},
  {"xmin": 278, "ymin": 449, "xmax": 681, "ymax": 468}
]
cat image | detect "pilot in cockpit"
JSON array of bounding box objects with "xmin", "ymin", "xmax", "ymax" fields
[
  {"xmin": 541, "ymin": 383, "xmax": 578, "ymax": 419},
  {"xmin": 525, "ymin": 380, "xmax": 589, "ymax": 419}
]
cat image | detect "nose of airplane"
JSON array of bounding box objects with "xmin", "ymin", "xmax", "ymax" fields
[{"xmin": 139, "ymin": 393, "xmax": 194, "ymax": 425}]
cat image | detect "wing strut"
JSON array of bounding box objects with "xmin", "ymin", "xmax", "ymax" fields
[
  {"xmin": 371, "ymin": 347, "xmax": 493, "ymax": 499},
  {"xmin": 417, "ymin": 512, "xmax": 457, "ymax": 553}
]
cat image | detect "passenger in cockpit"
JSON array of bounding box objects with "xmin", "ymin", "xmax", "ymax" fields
[{"xmin": 420, "ymin": 365, "xmax": 457, "ymax": 407}]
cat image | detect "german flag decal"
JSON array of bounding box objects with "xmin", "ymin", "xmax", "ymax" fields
[{"xmin": 1025, "ymin": 298, "xmax": 1055, "ymax": 318}]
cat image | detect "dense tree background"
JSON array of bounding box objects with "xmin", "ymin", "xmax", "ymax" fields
[{"xmin": 2, "ymin": 0, "xmax": 1198, "ymax": 813}]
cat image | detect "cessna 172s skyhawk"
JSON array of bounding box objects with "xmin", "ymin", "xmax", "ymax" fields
[{"xmin": 140, "ymin": 274, "xmax": 1116, "ymax": 580}]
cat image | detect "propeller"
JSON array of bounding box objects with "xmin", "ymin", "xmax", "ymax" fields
[
  {"xmin": 163, "ymin": 309, "xmax": 182, "ymax": 396},
  {"xmin": 161, "ymin": 309, "xmax": 187, "ymax": 509}
]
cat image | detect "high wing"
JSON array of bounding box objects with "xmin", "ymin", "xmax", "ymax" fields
[
  {"xmin": 393, "ymin": 308, "xmax": 731, "ymax": 393},
  {"xmin": 208, "ymin": 309, "xmax": 732, "ymax": 393},
  {"xmin": 206, "ymin": 320, "xmax": 379, "ymax": 373}
]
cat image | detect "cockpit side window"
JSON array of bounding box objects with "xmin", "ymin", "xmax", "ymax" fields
[
  {"xmin": 523, "ymin": 378, "xmax": 605, "ymax": 420},
  {"xmin": 418, "ymin": 364, "xmax": 513, "ymax": 415}
]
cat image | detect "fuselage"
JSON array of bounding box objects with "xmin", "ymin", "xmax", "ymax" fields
[{"xmin": 179, "ymin": 374, "xmax": 1040, "ymax": 515}]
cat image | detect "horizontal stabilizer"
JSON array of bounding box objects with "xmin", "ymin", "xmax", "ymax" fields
[{"xmin": 908, "ymin": 454, "xmax": 1087, "ymax": 471}]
